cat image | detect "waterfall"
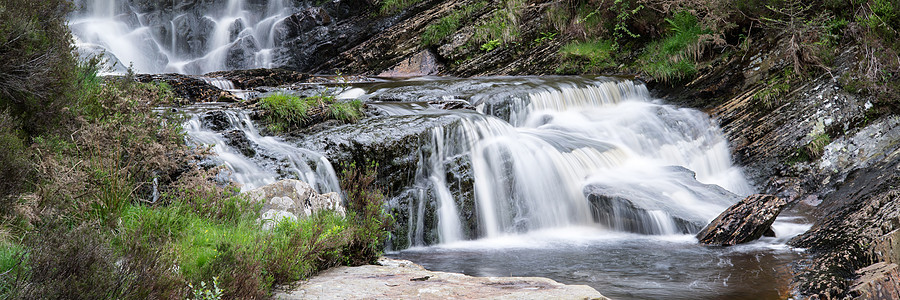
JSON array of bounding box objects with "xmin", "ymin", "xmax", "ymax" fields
[
  {"xmin": 184, "ymin": 108, "xmax": 340, "ymax": 193},
  {"xmin": 374, "ymin": 77, "xmax": 752, "ymax": 246},
  {"xmin": 69, "ymin": 0, "xmax": 298, "ymax": 74}
]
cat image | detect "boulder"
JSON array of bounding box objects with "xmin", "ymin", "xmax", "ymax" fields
[
  {"xmin": 244, "ymin": 179, "xmax": 345, "ymax": 230},
  {"xmin": 377, "ymin": 50, "xmax": 444, "ymax": 77},
  {"xmin": 696, "ymin": 194, "xmax": 787, "ymax": 246}
]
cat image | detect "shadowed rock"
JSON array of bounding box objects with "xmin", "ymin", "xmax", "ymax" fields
[{"xmin": 697, "ymin": 194, "xmax": 787, "ymax": 246}]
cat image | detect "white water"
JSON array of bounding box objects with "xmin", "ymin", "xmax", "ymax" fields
[
  {"xmin": 70, "ymin": 0, "xmax": 297, "ymax": 74},
  {"xmin": 184, "ymin": 108, "xmax": 340, "ymax": 192},
  {"xmin": 372, "ymin": 78, "xmax": 753, "ymax": 245}
]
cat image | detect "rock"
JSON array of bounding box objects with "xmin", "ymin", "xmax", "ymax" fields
[
  {"xmin": 205, "ymin": 68, "xmax": 310, "ymax": 89},
  {"xmin": 378, "ymin": 50, "xmax": 444, "ymax": 77},
  {"xmin": 244, "ymin": 179, "xmax": 345, "ymax": 230},
  {"xmin": 135, "ymin": 73, "xmax": 238, "ymax": 103},
  {"xmin": 584, "ymin": 166, "xmax": 740, "ymax": 235},
  {"xmin": 223, "ymin": 130, "xmax": 257, "ymax": 157},
  {"xmin": 696, "ymin": 194, "xmax": 787, "ymax": 246},
  {"xmin": 201, "ymin": 111, "xmax": 230, "ymax": 131},
  {"xmin": 276, "ymin": 257, "xmax": 608, "ymax": 300},
  {"xmin": 849, "ymin": 262, "xmax": 900, "ymax": 300}
]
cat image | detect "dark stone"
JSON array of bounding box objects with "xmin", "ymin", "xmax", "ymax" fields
[
  {"xmin": 135, "ymin": 73, "xmax": 238, "ymax": 103},
  {"xmin": 201, "ymin": 111, "xmax": 230, "ymax": 131},
  {"xmin": 696, "ymin": 194, "xmax": 787, "ymax": 246},
  {"xmin": 205, "ymin": 68, "xmax": 310, "ymax": 89},
  {"xmin": 223, "ymin": 129, "xmax": 257, "ymax": 157}
]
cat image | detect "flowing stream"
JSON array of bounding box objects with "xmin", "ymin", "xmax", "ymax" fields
[
  {"xmin": 178, "ymin": 76, "xmax": 806, "ymax": 298},
  {"xmin": 70, "ymin": 0, "xmax": 297, "ymax": 74}
]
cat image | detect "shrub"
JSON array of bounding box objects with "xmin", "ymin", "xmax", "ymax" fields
[
  {"xmin": 636, "ymin": 11, "xmax": 708, "ymax": 81},
  {"xmin": 0, "ymin": 111, "xmax": 30, "ymax": 201},
  {"xmin": 340, "ymin": 162, "xmax": 392, "ymax": 265},
  {"xmin": 0, "ymin": 0, "xmax": 78, "ymax": 137},
  {"xmin": 17, "ymin": 223, "xmax": 132, "ymax": 299}
]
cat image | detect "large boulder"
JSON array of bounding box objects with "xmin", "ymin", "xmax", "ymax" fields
[
  {"xmin": 696, "ymin": 194, "xmax": 787, "ymax": 246},
  {"xmin": 849, "ymin": 262, "xmax": 900, "ymax": 300},
  {"xmin": 245, "ymin": 179, "xmax": 345, "ymax": 230}
]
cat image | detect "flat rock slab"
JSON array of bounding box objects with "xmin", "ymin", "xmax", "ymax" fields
[{"xmin": 276, "ymin": 258, "xmax": 607, "ymax": 300}]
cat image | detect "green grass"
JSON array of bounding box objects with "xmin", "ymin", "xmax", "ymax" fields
[
  {"xmin": 0, "ymin": 240, "xmax": 27, "ymax": 295},
  {"xmin": 473, "ymin": 0, "xmax": 523, "ymax": 49},
  {"xmin": 635, "ymin": 11, "xmax": 708, "ymax": 82},
  {"xmin": 421, "ymin": 2, "xmax": 487, "ymax": 46},
  {"xmin": 559, "ymin": 39, "xmax": 618, "ymax": 73},
  {"xmin": 259, "ymin": 92, "xmax": 311, "ymax": 133},
  {"xmin": 330, "ymin": 100, "xmax": 364, "ymax": 123},
  {"xmin": 379, "ymin": 0, "xmax": 423, "ymax": 15}
]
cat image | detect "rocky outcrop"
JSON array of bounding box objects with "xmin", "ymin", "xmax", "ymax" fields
[
  {"xmin": 135, "ymin": 73, "xmax": 239, "ymax": 103},
  {"xmin": 850, "ymin": 262, "xmax": 900, "ymax": 300},
  {"xmin": 244, "ymin": 179, "xmax": 345, "ymax": 230},
  {"xmin": 205, "ymin": 68, "xmax": 310, "ymax": 89},
  {"xmin": 696, "ymin": 194, "xmax": 786, "ymax": 246},
  {"xmin": 276, "ymin": 257, "xmax": 608, "ymax": 300}
]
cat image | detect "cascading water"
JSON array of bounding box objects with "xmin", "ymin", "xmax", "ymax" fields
[
  {"xmin": 365, "ymin": 77, "xmax": 753, "ymax": 245},
  {"xmin": 183, "ymin": 106, "xmax": 340, "ymax": 193},
  {"xmin": 69, "ymin": 0, "xmax": 298, "ymax": 74}
]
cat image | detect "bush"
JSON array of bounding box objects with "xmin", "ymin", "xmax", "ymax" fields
[
  {"xmin": 0, "ymin": 0, "xmax": 77, "ymax": 137},
  {"xmin": 0, "ymin": 111, "xmax": 30, "ymax": 200},
  {"xmin": 16, "ymin": 223, "xmax": 132, "ymax": 299},
  {"xmin": 339, "ymin": 162, "xmax": 392, "ymax": 265},
  {"xmin": 636, "ymin": 11, "xmax": 708, "ymax": 82},
  {"xmin": 473, "ymin": 0, "xmax": 523, "ymax": 47}
]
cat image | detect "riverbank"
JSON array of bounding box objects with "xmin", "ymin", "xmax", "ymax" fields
[{"xmin": 276, "ymin": 257, "xmax": 607, "ymax": 299}]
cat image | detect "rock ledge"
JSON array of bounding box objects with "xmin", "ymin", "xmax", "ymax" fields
[{"xmin": 276, "ymin": 257, "xmax": 607, "ymax": 300}]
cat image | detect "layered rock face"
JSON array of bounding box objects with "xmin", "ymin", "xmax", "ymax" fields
[{"xmin": 696, "ymin": 194, "xmax": 786, "ymax": 246}]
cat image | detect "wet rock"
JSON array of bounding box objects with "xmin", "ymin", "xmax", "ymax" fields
[
  {"xmin": 300, "ymin": 114, "xmax": 461, "ymax": 193},
  {"xmin": 277, "ymin": 257, "xmax": 608, "ymax": 299},
  {"xmin": 201, "ymin": 111, "xmax": 230, "ymax": 131},
  {"xmin": 244, "ymin": 179, "xmax": 345, "ymax": 230},
  {"xmin": 849, "ymin": 262, "xmax": 900, "ymax": 300},
  {"xmin": 696, "ymin": 194, "xmax": 787, "ymax": 246},
  {"xmin": 584, "ymin": 166, "xmax": 739, "ymax": 235},
  {"xmin": 135, "ymin": 73, "xmax": 238, "ymax": 103},
  {"xmin": 223, "ymin": 130, "xmax": 257, "ymax": 157},
  {"xmin": 206, "ymin": 68, "xmax": 310, "ymax": 89},
  {"xmin": 378, "ymin": 50, "xmax": 444, "ymax": 77}
]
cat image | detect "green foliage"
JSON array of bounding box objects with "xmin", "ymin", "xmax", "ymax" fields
[
  {"xmin": 188, "ymin": 277, "xmax": 223, "ymax": 300},
  {"xmin": 0, "ymin": 111, "xmax": 30, "ymax": 200},
  {"xmin": 611, "ymin": 0, "xmax": 644, "ymax": 44},
  {"xmin": 534, "ymin": 32, "xmax": 558, "ymax": 45},
  {"xmin": 753, "ymin": 68, "xmax": 795, "ymax": 109},
  {"xmin": 0, "ymin": 240, "xmax": 27, "ymax": 296},
  {"xmin": 481, "ymin": 39, "xmax": 502, "ymax": 51},
  {"xmin": 259, "ymin": 92, "xmax": 311, "ymax": 133},
  {"xmin": 558, "ymin": 39, "xmax": 618, "ymax": 73},
  {"xmin": 806, "ymin": 133, "xmax": 832, "ymax": 158},
  {"xmin": 473, "ymin": 0, "xmax": 523, "ymax": 48},
  {"xmin": 340, "ymin": 162, "xmax": 392, "ymax": 265},
  {"xmin": 0, "ymin": 0, "xmax": 78, "ymax": 137},
  {"xmin": 421, "ymin": 2, "xmax": 486, "ymax": 46},
  {"xmin": 636, "ymin": 11, "xmax": 707, "ymax": 82},
  {"xmin": 379, "ymin": 0, "xmax": 423, "ymax": 15},
  {"xmin": 330, "ymin": 100, "xmax": 364, "ymax": 123}
]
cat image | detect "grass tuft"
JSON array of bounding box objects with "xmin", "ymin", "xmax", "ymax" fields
[{"xmin": 558, "ymin": 39, "xmax": 618, "ymax": 73}]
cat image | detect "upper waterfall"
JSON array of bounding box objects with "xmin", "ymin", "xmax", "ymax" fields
[{"xmin": 69, "ymin": 0, "xmax": 298, "ymax": 74}]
